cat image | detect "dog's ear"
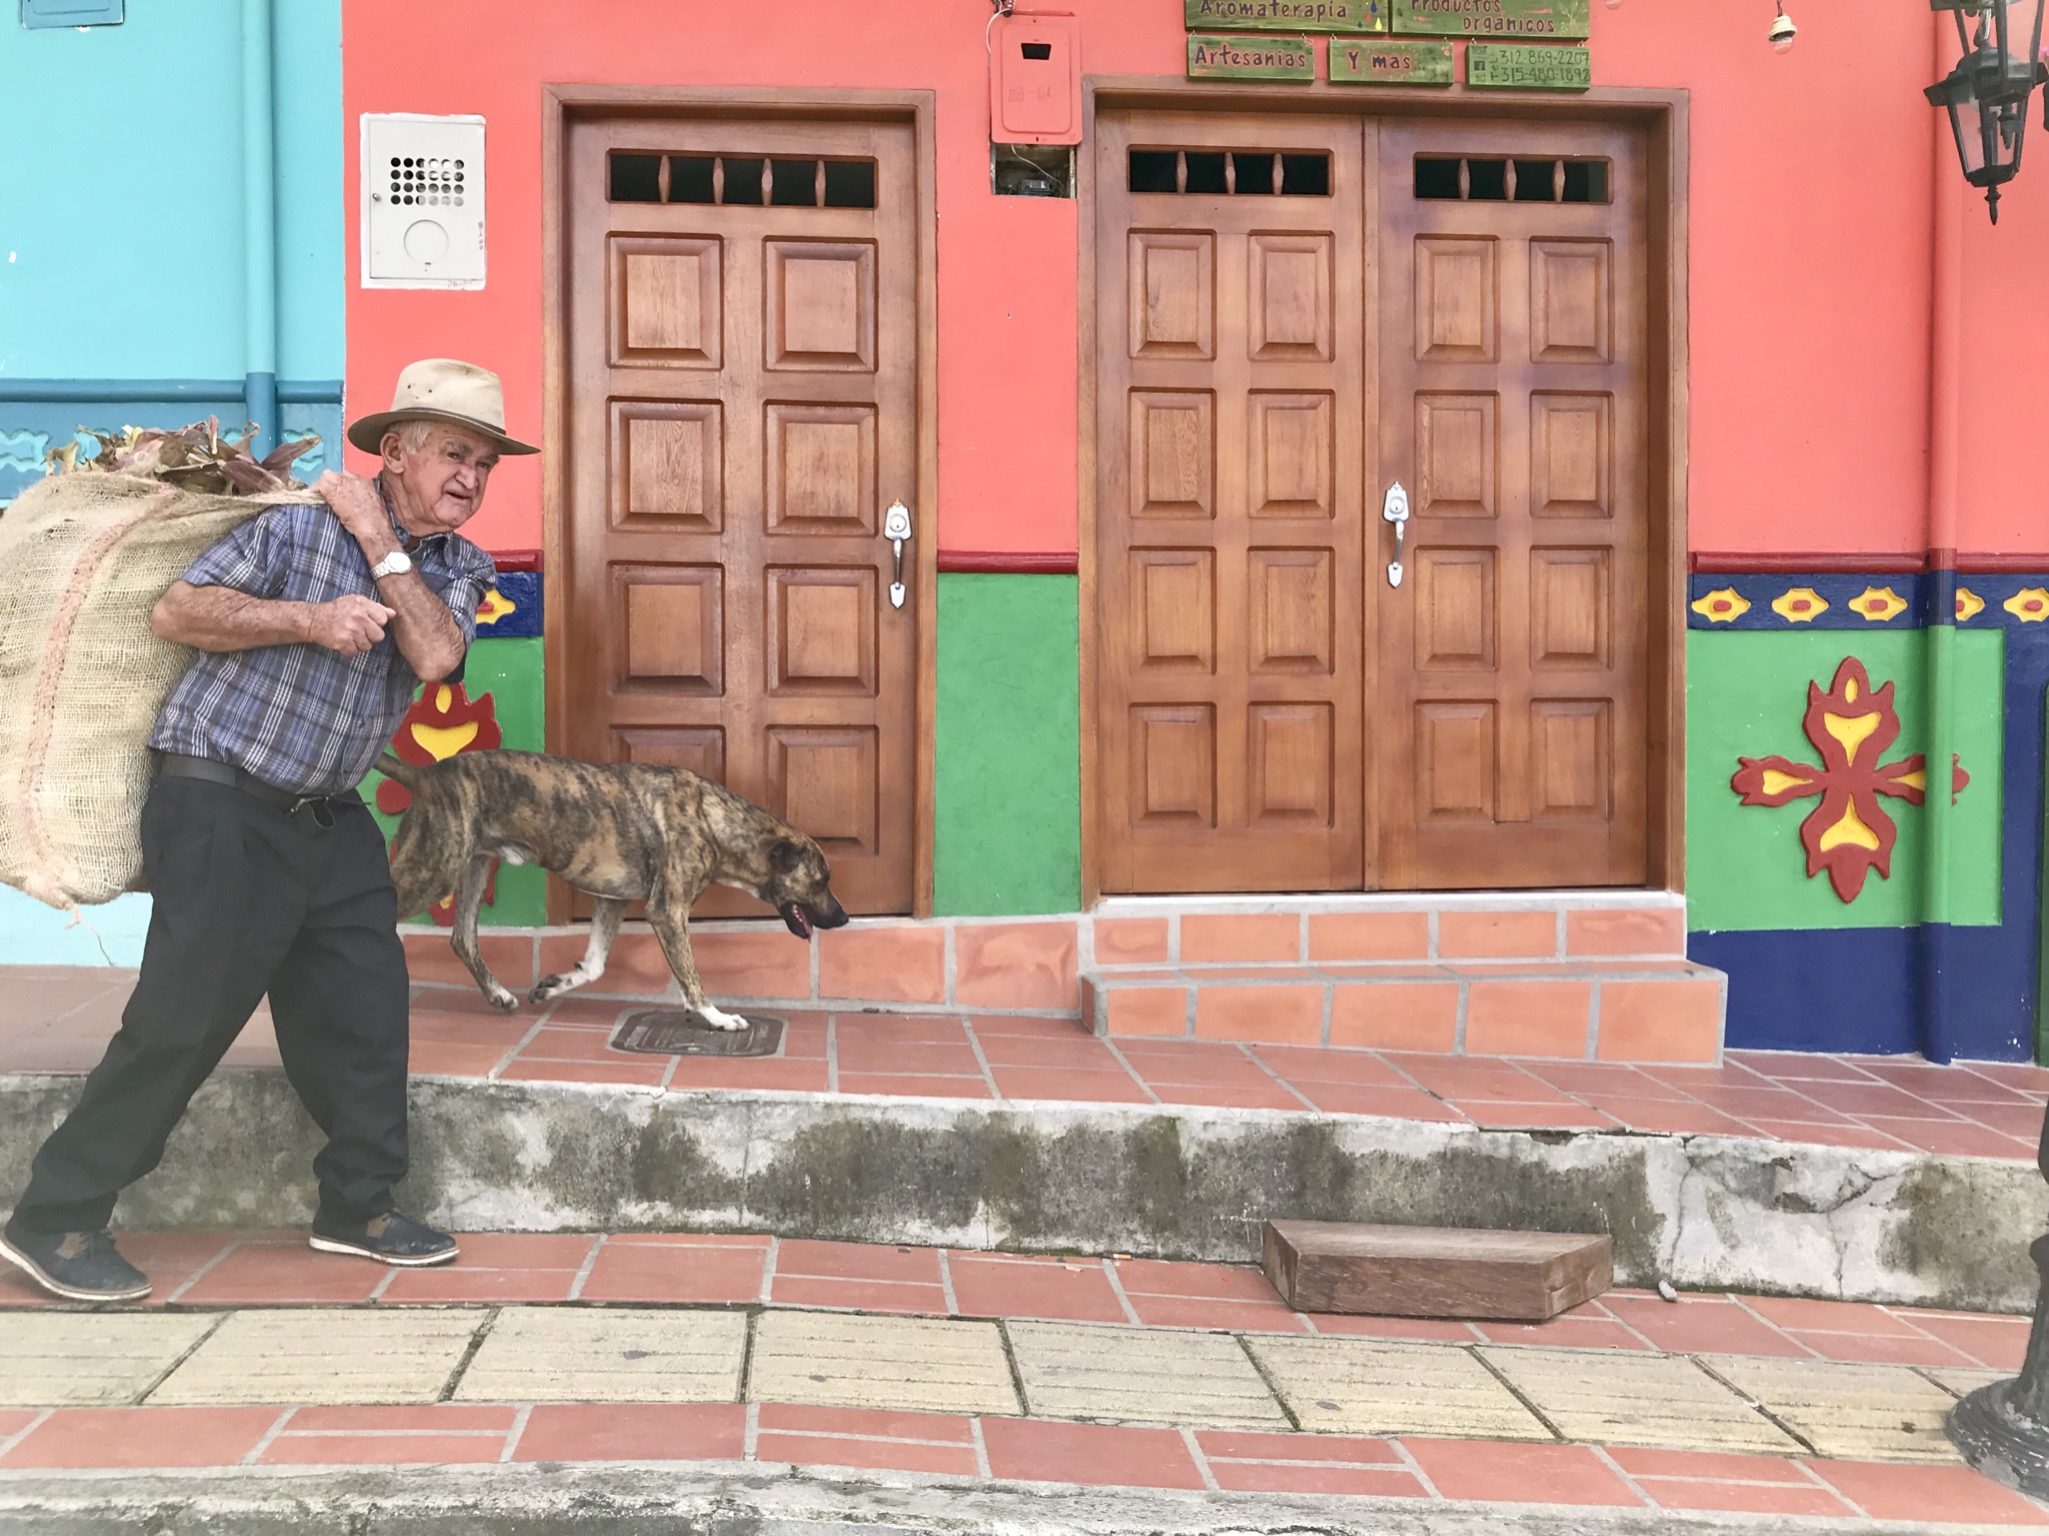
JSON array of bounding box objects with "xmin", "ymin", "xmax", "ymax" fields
[{"xmin": 770, "ymin": 839, "xmax": 805, "ymax": 875}]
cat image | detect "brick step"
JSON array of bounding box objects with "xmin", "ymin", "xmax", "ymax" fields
[
  {"xmin": 1083, "ymin": 957, "xmax": 1726, "ymax": 1064},
  {"xmin": 1090, "ymin": 894, "xmax": 1689, "ymax": 969}
]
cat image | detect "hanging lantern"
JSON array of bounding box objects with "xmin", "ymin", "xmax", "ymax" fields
[
  {"xmin": 1769, "ymin": 3, "xmax": 1797, "ymax": 53},
  {"xmin": 1926, "ymin": 0, "xmax": 2049, "ymax": 223}
]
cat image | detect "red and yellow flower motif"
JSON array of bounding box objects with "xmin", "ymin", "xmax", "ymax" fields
[
  {"xmin": 1691, "ymin": 588, "xmax": 1750, "ymax": 623},
  {"xmin": 2005, "ymin": 588, "xmax": 2049, "ymax": 623},
  {"xmin": 1956, "ymin": 587, "xmax": 1986, "ymax": 622},
  {"xmin": 1848, "ymin": 586, "xmax": 1908, "ymax": 623},
  {"xmin": 473, "ymin": 586, "xmax": 517, "ymax": 628},
  {"xmin": 378, "ymin": 683, "xmax": 506, "ymax": 926},
  {"xmin": 1772, "ymin": 587, "xmax": 1828, "ymax": 623},
  {"xmin": 1731, "ymin": 658, "xmax": 1968, "ymax": 904}
]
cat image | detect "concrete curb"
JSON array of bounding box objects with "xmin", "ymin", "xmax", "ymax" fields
[
  {"xmin": 1, "ymin": 1072, "xmax": 2040, "ymax": 1310},
  {"xmin": 0, "ymin": 1462, "xmax": 2029, "ymax": 1536}
]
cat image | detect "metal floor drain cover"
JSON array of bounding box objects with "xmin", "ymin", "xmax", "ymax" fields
[{"xmin": 611, "ymin": 1011, "xmax": 784, "ymax": 1058}]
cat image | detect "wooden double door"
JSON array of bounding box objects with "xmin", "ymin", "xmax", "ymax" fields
[
  {"xmin": 1095, "ymin": 109, "xmax": 1650, "ymax": 894},
  {"xmin": 559, "ymin": 112, "xmax": 920, "ymax": 916}
]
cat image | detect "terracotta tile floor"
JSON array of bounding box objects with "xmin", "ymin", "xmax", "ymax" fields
[
  {"xmin": 7, "ymin": 970, "xmax": 2043, "ymax": 1162},
  {"xmin": 0, "ymin": 1232, "xmax": 2042, "ymax": 1525}
]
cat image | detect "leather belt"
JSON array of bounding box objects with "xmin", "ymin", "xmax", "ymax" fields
[{"xmin": 156, "ymin": 753, "xmax": 360, "ymax": 818}]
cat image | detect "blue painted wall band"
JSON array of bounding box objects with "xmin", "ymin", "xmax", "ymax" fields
[{"xmin": 0, "ymin": 379, "xmax": 341, "ymax": 403}]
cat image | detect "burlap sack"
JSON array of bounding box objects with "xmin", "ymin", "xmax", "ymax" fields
[{"xmin": 0, "ymin": 472, "xmax": 311, "ymax": 908}]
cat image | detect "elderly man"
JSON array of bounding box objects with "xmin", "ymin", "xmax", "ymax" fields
[{"xmin": 0, "ymin": 360, "xmax": 535, "ymax": 1301}]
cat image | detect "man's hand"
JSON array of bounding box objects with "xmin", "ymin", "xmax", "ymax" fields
[
  {"xmin": 312, "ymin": 470, "xmax": 389, "ymax": 546},
  {"xmin": 305, "ymin": 594, "xmax": 396, "ymax": 657}
]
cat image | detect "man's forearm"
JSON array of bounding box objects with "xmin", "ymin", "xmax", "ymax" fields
[
  {"xmin": 374, "ymin": 569, "xmax": 466, "ymax": 681},
  {"xmin": 151, "ymin": 581, "xmax": 313, "ymax": 652}
]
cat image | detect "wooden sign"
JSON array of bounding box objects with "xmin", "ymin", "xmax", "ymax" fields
[
  {"xmin": 1186, "ymin": 0, "xmax": 1388, "ymax": 33},
  {"xmin": 1329, "ymin": 37, "xmax": 1454, "ymax": 83},
  {"xmin": 1187, "ymin": 32, "xmax": 1317, "ymax": 79},
  {"xmin": 1393, "ymin": 0, "xmax": 1590, "ymax": 39},
  {"xmin": 1466, "ymin": 42, "xmax": 1592, "ymax": 89}
]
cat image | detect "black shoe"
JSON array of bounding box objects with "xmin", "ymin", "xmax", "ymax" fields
[
  {"xmin": 0, "ymin": 1220, "xmax": 151, "ymax": 1302},
  {"xmin": 308, "ymin": 1210, "xmax": 459, "ymax": 1268}
]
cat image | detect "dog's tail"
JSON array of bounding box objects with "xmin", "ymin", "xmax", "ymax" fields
[{"xmin": 377, "ymin": 752, "xmax": 427, "ymax": 788}]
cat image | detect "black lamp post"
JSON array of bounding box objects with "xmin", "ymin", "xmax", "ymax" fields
[
  {"xmin": 1926, "ymin": 0, "xmax": 2048, "ymax": 223},
  {"xmin": 1949, "ymin": 1120, "xmax": 2049, "ymax": 1493}
]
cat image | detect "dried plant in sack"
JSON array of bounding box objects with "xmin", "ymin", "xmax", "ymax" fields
[{"xmin": 0, "ymin": 421, "xmax": 322, "ymax": 908}]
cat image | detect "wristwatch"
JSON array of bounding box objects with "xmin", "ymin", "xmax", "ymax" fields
[{"xmin": 370, "ymin": 548, "xmax": 413, "ymax": 580}]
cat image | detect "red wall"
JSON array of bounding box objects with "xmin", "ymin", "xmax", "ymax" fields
[{"xmin": 343, "ymin": 1, "xmax": 2045, "ymax": 565}]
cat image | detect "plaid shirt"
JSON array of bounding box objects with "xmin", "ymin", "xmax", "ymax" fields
[{"xmin": 148, "ymin": 493, "xmax": 496, "ymax": 797}]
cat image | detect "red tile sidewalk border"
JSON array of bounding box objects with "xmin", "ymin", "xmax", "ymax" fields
[{"xmin": 7, "ymin": 1396, "xmax": 2049, "ymax": 1524}]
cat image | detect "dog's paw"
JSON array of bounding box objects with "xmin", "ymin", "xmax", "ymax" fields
[
  {"xmin": 530, "ymin": 974, "xmax": 574, "ymax": 1006},
  {"xmin": 699, "ymin": 1004, "xmax": 750, "ymax": 1033},
  {"xmin": 487, "ymin": 984, "xmax": 521, "ymax": 1013}
]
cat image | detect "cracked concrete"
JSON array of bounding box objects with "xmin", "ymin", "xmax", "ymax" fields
[{"xmin": 0, "ymin": 1072, "xmax": 2040, "ymax": 1309}]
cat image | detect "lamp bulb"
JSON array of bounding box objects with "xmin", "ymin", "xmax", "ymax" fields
[{"xmin": 1768, "ymin": 11, "xmax": 1796, "ymax": 52}]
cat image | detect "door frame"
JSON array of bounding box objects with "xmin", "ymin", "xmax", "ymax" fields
[
  {"xmin": 1077, "ymin": 77, "xmax": 1689, "ymax": 904},
  {"xmin": 541, "ymin": 85, "xmax": 941, "ymax": 921}
]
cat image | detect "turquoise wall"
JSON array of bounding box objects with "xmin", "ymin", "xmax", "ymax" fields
[
  {"xmin": 0, "ymin": 0, "xmax": 344, "ymax": 964},
  {"xmin": 0, "ymin": 1, "xmax": 342, "ymax": 382}
]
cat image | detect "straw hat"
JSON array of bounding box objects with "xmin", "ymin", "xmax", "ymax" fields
[{"xmin": 346, "ymin": 358, "xmax": 539, "ymax": 456}]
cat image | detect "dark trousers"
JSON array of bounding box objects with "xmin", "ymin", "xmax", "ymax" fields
[{"xmin": 12, "ymin": 776, "xmax": 410, "ymax": 1234}]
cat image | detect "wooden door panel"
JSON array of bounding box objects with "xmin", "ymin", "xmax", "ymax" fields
[
  {"xmin": 766, "ymin": 402, "xmax": 877, "ymax": 534},
  {"xmin": 1248, "ymin": 392, "xmax": 1334, "ymax": 518},
  {"xmin": 566, "ymin": 115, "xmax": 918, "ymax": 919},
  {"xmin": 1095, "ymin": 110, "xmax": 1366, "ymax": 894},
  {"xmin": 1130, "ymin": 392, "xmax": 1216, "ymax": 518},
  {"xmin": 1531, "ymin": 393, "xmax": 1610, "ymax": 517},
  {"xmin": 765, "ymin": 239, "xmax": 876, "ymax": 371},
  {"xmin": 610, "ymin": 236, "xmax": 723, "ymax": 367},
  {"xmin": 1413, "ymin": 236, "xmax": 1498, "ymax": 362},
  {"xmin": 1128, "ymin": 231, "xmax": 1216, "ymax": 358},
  {"xmin": 1248, "ymin": 547, "xmax": 1334, "ymax": 675},
  {"xmin": 1415, "ymin": 393, "xmax": 1498, "ymax": 518},
  {"xmin": 1375, "ymin": 120, "xmax": 1648, "ymax": 890},
  {"xmin": 612, "ymin": 401, "xmax": 723, "ymax": 532},
  {"xmin": 1528, "ymin": 238, "xmax": 1612, "ymax": 362},
  {"xmin": 616, "ymin": 565, "xmax": 723, "ymax": 695}
]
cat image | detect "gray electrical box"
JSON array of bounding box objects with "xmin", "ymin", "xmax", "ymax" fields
[{"xmin": 360, "ymin": 113, "xmax": 486, "ymax": 290}]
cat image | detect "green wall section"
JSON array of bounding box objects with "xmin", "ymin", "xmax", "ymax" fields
[
  {"xmin": 370, "ymin": 637, "xmax": 546, "ymax": 927},
  {"xmin": 1685, "ymin": 629, "xmax": 2004, "ymax": 933},
  {"xmin": 935, "ymin": 574, "xmax": 1083, "ymax": 916}
]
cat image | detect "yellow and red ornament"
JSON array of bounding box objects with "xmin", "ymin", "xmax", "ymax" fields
[
  {"xmin": 379, "ymin": 684, "xmax": 505, "ymax": 925},
  {"xmin": 1731, "ymin": 658, "xmax": 1968, "ymax": 904}
]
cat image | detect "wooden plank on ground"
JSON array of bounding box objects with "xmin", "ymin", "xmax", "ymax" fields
[{"xmin": 1262, "ymin": 1220, "xmax": 1612, "ymax": 1321}]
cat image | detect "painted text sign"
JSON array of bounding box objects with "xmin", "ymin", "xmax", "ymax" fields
[
  {"xmin": 1186, "ymin": 0, "xmax": 1387, "ymax": 33},
  {"xmin": 1466, "ymin": 42, "xmax": 1593, "ymax": 89},
  {"xmin": 1393, "ymin": 0, "xmax": 1590, "ymax": 39},
  {"xmin": 1329, "ymin": 37, "xmax": 1454, "ymax": 83},
  {"xmin": 1187, "ymin": 33, "xmax": 1317, "ymax": 79}
]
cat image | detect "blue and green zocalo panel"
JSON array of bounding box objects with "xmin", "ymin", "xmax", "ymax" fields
[
  {"xmin": 1686, "ymin": 570, "xmax": 2049, "ymax": 1060},
  {"xmin": 1685, "ymin": 627, "xmax": 2004, "ymax": 933}
]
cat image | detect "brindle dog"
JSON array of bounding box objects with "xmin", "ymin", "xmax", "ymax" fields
[{"xmin": 379, "ymin": 750, "xmax": 848, "ymax": 1027}]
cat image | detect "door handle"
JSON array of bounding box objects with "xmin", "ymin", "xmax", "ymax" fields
[
  {"xmin": 883, "ymin": 500, "xmax": 912, "ymax": 610},
  {"xmin": 1382, "ymin": 480, "xmax": 1409, "ymax": 589}
]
